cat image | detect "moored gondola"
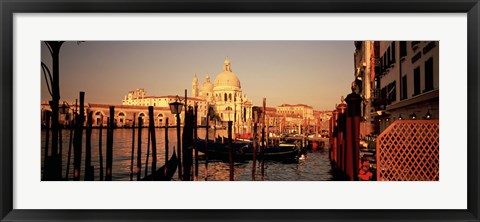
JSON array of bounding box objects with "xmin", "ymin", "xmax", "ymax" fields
[
  {"xmin": 141, "ymin": 151, "xmax": 178, "ymax": 181},
  {"xmin": 196, "ymin": 139, "xmax": 300, "ymax": 163},
  {"xmin": 195, "ymin": 139, "xmax": 250, "ymax": 162}
]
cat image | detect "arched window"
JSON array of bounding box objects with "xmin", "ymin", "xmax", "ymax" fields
[
  {"xmin": 224, "ymin": 93, "xmax": 227, "ymax": 101},
  {"xmin": 229, "ymin": 93, "xmax": 232, "ymax": 101},
  {"xmin": 157, "ymin": 113, "xmax": 164, "ymax": 124}
]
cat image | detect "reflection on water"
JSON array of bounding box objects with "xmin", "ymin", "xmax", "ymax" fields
[{"xmin": 41, "ymin": 128, "xmax": 332, "ymax": 181}]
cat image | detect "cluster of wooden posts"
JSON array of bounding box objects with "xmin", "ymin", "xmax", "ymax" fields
[
  {"xmin": 328, "ymin": 90, "xmax": 363, "ymax": 181},
  {"xmin": 43, "ymin": 91, "xmax": 112, "ymax": 181},
  {"xmin": 43, "ymin": 90, "xmax": 272, "ymax": 181}
]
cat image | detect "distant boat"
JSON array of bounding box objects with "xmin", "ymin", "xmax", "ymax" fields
[{"xmin": 141, "ymin": 151, "xmax": 178, "ymax": 181}]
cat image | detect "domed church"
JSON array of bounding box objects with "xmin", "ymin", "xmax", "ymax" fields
[{"xmin": 192, "ymin": 57, "xmax": 253, "ymax": 134}]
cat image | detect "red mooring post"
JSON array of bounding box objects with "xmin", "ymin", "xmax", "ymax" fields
[
  {"xmin": 345, "ymin": 86, "xmax": 362, "ymax": 181},
  {"xmin": 331, "ymin": 109, "xmax": 338, "ymax": 165},
  {"xmin": 336, "ymin": 99, "xmax": 347, "ymax": 177}
]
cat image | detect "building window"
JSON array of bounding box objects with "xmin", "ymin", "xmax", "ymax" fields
[
  {"xmin": 413, "ymin": 67, "xmax": 421, "ymax": 96},
  {"xmin": 387, "ymin": 48, "xmax": 391, "ymax": 67},
  {"xmin": 387, "ymin": 81, "xmax": 396, "ymax": 103},
  {"xmin": 383, "ymin": 52, "xmax": 387, "ymax": 71},
  {"xmin": 224, "ymin": 93, "xmax": 227, "ymax": 101},
  {"xmin": 424, "ymin": 57, "xmax": 434, "ymax": 92},
  {"xmin": 400, "ymin": 41, "xmax": 407, "ymax": 58},
  {"xmin": 391, "ymin": 42, "xmax": 396, "ymax": 64},
  {"xmin": 401, "ymin": 75, "xmax": 407, "ymax": 100}
]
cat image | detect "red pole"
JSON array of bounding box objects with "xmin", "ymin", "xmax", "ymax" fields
[
  {"xmin": 337, "ymin": 100, "xmax": 347, "ymax": 176},
  {"xmin": 345, "ymin": 87, "xmax": 362, "ymax": 181}
]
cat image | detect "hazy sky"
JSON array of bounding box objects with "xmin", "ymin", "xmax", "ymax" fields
[{"xmin": 41, "ymin": 41, "xmax": 355, "ymax": 110}]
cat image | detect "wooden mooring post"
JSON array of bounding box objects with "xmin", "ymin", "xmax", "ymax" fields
[
  {"xmin": 164, "ymin": 117, "xmax": 169, "ymax": 177},
  {"xmin": 194, "ymin": 104, "xmax": 199, "ymax": 181},
  {"xmin": 148, "ymin": 106, "xmax": 157, "ymax": 179},
  {"xmin": 345, "ymin": 87, "xmax": 362, "ymax": 181},
  {"xmin": 261, "ymin": 98, "xmax": 266, "ymax": 180},
  {"xmin": 137, "ymin": 116, "xmax": 143, "ymax": 181},
  {"xmin": 228, "ymin": 121, "xmax": 234, "ymax": 181},
  {"xmin": 145, "ymin": 124, "xmax": 151, "ymax": 178},
  {"xmin": 84, "ymin": 111, "xmax": 94, "ymax": 181},
  {"xmin": 252, "ymin": 111, "xmax": 258, "ymax": 181},
  {"xmin": 42, "ymin": 111, "xmax": 51, "ymax": 181},
  {"xmin": 98, "ymin": 119, "xmax": 104, "ymax": 181},
  {"xmin": 65, "ymin": 113, "xmax": 74, "ymax": 180},
  {"xmin": 204, "ymin": 115, "xmax": 209, "ymax": 181},
  {"xmin": 182, "ymin": 107, "xmax": 194, "ymax": 181},
  {"xmin": 105, "ymin": 106, "xmax": 114, "ymax": 181},
  {"xmin": 336, "ymin": 99, "xmax": 347, "ymax": 179},
  {"xmin": 130, "ymin": 114, "xmax": 136, "ymax": 181},
  {"xmin": 73, "ymin": 92, "xmax": 85, "ymax": 181},
  {"xmin": 65, "ymin": 99, "xmax": 76, "ymax": 180}
]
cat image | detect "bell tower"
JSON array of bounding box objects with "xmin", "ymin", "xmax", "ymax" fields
[{"xmin": 192, "ymin": 74, "xmax": 199, "ymax": 97}]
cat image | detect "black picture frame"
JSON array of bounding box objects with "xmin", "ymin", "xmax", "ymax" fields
[{"xmin": 1, "ymin": 0, "xmax": 479, "ymax": 221}]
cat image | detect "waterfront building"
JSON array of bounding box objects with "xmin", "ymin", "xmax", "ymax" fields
[
  {"xmin": 353, "ymin": 41, "xmax": 376, "ymax": 137},
  {"xmin": 371, "ymin": 41, "xmax": 439, "ymax": 133},
  {"xmin": 41, "ymin": 101, "xmax": 180, "ymax": 127}
]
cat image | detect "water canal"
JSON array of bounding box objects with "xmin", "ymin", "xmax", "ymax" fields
[{"xmin": 41, "ymin": 128, "xmax": 333, "ymax": 181}]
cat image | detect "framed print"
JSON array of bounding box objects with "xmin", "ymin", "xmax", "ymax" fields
[{"xmin": 1, "ymin": 0, "xmax": 479, "ymax": 221}]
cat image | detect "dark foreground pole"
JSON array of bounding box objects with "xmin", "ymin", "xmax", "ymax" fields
[
  {"xmin": 194, "ymin": 104, "xmax": 199, "ymax": 181},
  {"xmin": 84, "ymin": 111, "xmax": 94, "ymax": 181},
  {"xmin": 42, "ymin": 111, "xmax": 51, "ymax": 180},
  {"xmin": 65, "ymin": 112, "xmax": 74, "ymax": 180},
  {"xmin": 130, "ymin": 114, "xmax": 136, "ymax": 181},
  {"xmin": 336, "ymin": 100, "xmax": 347, "ymax": 179},
  {"xmin": 105, "ymin": 106, "xmax": 114, "ymax": 181},
  {"xmin": 176, "ymin": 113, "xmax": 182, "ymax": 180},
  {"xmin": 345, "ymin": 86, "xmax": 362, "ymax": 181},
  {"xmin": 73, "ymin": 92, "xmax": 85, "ymax": 181},
  {"xmin": 164, "ymin": 117, "xmax": 169, "ymax": 177},
  {"xmin": 205, "ymin": 115, "xmax": 209, "ymax": 181},
  {"xmin": 182, "ymin": 107, "xmax": 194, "ymax": 181},
  {"xmin": 261, "ymin": 98, "xmax": 266, "ymax": 180},
  {"xmin": 137, "ymin": 116, "xmax": 143, "ymax": 181},
  {"xmin": 228, "ymin": 121, "xmax": 234, "ymax": 181},
  {"xmin": 98, "ymin": 118, "xmax": 104, "ymax": 181},
  {"xmin": 148, "ymin": 106, "xmax": 157, "ymax": 179},
  {"xmin": 252, "ymin": 111, "xmax": 258, "ymax": 181}
]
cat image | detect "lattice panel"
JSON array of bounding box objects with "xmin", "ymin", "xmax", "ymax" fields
[{"xmin": 376, "ymin": 120, "xmax": 439, "ymax": 181}]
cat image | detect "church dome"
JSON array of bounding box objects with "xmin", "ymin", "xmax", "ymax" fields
[
  {"xmin": 201, "ymin": 74, "xmax": 214, "ymax": 92},
  {"xmin": 214, "ymin": 57, "xmax": 241, "ymax": 90}
]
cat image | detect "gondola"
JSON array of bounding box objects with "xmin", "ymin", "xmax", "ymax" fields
[
  {"xmin": 196, "ymin": 139, "xmax": 300, "ymax": 163},
  {"xmin": 245, "ymin": 144, "xmax": 300, "ymax": 162},
  {"xmin": 141, "ymin": 151, "xmax": 178, "ymax": 181},
  {"xmin": 195, "ymin": 140, "xmax": 250, "ymax": 162}
]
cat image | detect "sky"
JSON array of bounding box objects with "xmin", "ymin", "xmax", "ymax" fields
[{"xmin": 41, "ymin": 41, "xmax": 355, "ymax": 110}]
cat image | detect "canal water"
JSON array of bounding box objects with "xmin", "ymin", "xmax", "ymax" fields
[{"xmin": 41, "ymin": 128, "xmax": 333, "ymax": 181}]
